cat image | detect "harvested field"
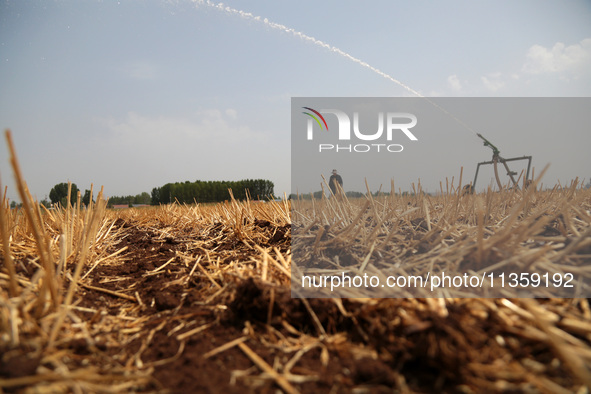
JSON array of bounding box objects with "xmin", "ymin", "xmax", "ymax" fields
[
  {"xmin": 292, "ymin": 176, "xmax": 591, "ymax": 299},
  {"xmin": 2, "ymin": 143, "xmax": 591, "ymax": 392}
]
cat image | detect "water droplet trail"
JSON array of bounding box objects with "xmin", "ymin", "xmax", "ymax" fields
[{"xmin": 192, "ymin": 0, "xmax": 478, "ymax": 137}]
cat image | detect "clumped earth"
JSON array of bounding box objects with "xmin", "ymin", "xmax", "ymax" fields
[{"xmin": 2, "ymin": 189, "xmax": 591, "ymax": 393}]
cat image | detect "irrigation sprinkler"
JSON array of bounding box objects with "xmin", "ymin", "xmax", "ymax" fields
[{"xmin": 467, "ymin": 133, "xmax": 532, "ymax": 192}]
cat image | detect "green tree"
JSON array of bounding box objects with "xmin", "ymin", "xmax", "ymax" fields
[
  {"xmin": 82, "ymin": 190, "xmax": 94, "ymax": 206},
  {"xmin": 151, "ymin": 187, "xmax": 161, "ymax": 205},
  {"xmin": 135, "ymin": 192, "xmax": 151, "ymax": 205},
  {"xmin": 49, "ymin": 183, "xmax": 79, "ymax": 206}
]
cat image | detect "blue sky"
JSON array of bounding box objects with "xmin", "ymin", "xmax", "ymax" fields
[{"xmin": 1, "ymin": 0, "xmax": 590, "ymax": 202}]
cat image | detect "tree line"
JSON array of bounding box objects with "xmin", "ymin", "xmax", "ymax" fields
[
  {"xmin": 108, "ymin": 192, "xmax": 151, "ymax": 207},
  {"xmin": 288, "ymin": 190, "xmax": 428, "ymax": 200},
  {"xmin": 151, "ymin": 179, "xmax": 274, "ymax": 204},
  {"xmin": 39, "ymin": 179, "xmax": 274, "ymax": 209}
]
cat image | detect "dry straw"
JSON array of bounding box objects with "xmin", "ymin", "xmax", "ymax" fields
[
  {"xmin": 2, "ymin": 127, "xmax": 591, "ymax": 392},
  {"xmin": 1, "ymin": 129, "xmax": 150, "ymax": 391},
  {"xmin": 292, "ymin": 166, "xmax": 591, "ymax": 299}
]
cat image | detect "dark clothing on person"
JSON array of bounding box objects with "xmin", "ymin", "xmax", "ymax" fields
[{"xmin": 329, "ymin": 174, "xmax": 343, "ymax": 196}]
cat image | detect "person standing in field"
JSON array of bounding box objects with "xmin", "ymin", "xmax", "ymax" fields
[{"xmin": 329, "ymin": 169, "xmax": 343, "ymax": 197}]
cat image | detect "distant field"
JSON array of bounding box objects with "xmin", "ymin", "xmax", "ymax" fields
[{"xmin": 292, "ymin": 183, "xmax": 591, "ymax": 298}]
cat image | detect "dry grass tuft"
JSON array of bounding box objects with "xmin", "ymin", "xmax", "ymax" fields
[
  {"xmin": 292, "ymin": 169, "xmax": 591, "ymax": 299},
  {"xmin": 2, "ymin": 129, "xmax": 591, "ymax": 392}
]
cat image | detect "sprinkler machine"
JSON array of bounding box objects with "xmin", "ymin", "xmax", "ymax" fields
[{"xmin": 465, "ymin": 133, "xmax": 532, "ymax": 193}]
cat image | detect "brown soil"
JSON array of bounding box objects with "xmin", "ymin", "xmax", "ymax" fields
[{"xmin": 2, "ymin": 200, "xmax": 591, "ymax": 393}]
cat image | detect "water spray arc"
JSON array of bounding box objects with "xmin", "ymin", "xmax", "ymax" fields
[
  {"xmin": 195, "ymin": 1, "xmax": 532, "ymax": 191},
  {"xmin": 192, "ymin": 0, "xmax": 422, "ymax": 98},
  {"xmin": 193, "ymin": 0, "xmax": 481, "ymax": 138}
]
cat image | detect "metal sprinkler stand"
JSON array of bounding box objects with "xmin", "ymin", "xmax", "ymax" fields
[{"xmin": 470, "ymin": 133, "xmax": 532, "ymax": 191}]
